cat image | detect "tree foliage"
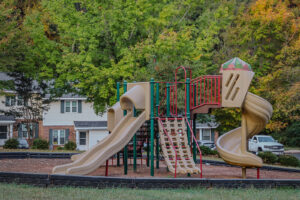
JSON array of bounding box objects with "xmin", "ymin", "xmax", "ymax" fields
[{"xmin": 0, "ymin": 0, "xmax": 299, "ymax": 137}]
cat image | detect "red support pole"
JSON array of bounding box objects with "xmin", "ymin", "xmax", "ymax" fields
[
  {"xmin": 218, "ymin": 76, "xmax": 221, "ymax": 105},
  {"xmin": 105, "ymin": 160, "xmax": 109, "ymax": 176},
  {"xmin": 200, "ymin": 79, "xmax": 202, "ymax": 105},
  {"xmin": 203, "ymin": 77, "xmax": 206, "ymax": 104},
  {"xmin": 192, "ymin": 83, "xmax": 194, "ymax": 108},
  {"xmin": 257, "ymin": 168, "xmax": 260, "ymax": 179},
  {"xmin": 207, "ymin": 78, "xmax": 209, "ymax": 104},
  {"xmin": 214, "ymin": 77, "xmax": 217, "ymax": 103},
  {"xmin": 196, "ymin": 80, "xmax": 199, "ymax": 106},
  {"xmin": 170, "ymin": 86, "xmax": 173, "ymax": 115},
  {"xmin": 210, "ymin": 78, "xmax": 213, "ymax": 103}
]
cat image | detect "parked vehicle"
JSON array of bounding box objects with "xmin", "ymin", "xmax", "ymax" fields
[
  {"xmin": 197, "ymin": 140, "xmax": 216, "ymax": 150},
  {"xmin": 248, "ymin": 135, "xmax": 284, "ymax": 155},
  {"xmin": 17, "ymin": 138, "xmax": 29, "ymax": 149}
]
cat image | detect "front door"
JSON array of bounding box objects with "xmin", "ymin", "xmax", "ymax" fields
[
  {"xmin": 78, "ymin": 131, "xmax": 88, "ymax": 151},
  {"xmin": 0, "ymin": 125, "xmax": 8, "ymax": 146}
]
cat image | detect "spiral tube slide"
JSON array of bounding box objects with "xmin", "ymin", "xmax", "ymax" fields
[{"xmin": 216, "ymin": 92, "xmax": 273, "ymax": 168}]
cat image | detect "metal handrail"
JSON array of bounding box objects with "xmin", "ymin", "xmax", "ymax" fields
[
  {"xmin": 157, "ymin": 117, "xmax": 178, "ymax": 178},
  {"xmin": 184, "ymin": 117, "xmax": 203, "ymax": 178}
]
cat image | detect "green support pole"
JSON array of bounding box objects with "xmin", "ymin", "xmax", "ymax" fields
[
  {"xmin": 116, "ymin": 82, "xmax": 120, "ymax": 166},
  {"xmin": 155, "ymin": 82, "xmax": 159, "ymax": 169},
  {"xmin": 186, "ymin": 78, "xmax": 191, "ymax": 177},
  {"xmin": 133, "ymin": 106, "xmax": 137, "ymax": 172},
  {"xmin": 166, "ymin": 83, "xmax": 170, "ymax": 117},
  {"xmin": 123, "ymin": 81, "xmax": 128, "ymax": 175},
  {"xmin": 193, "ymin": 84, "xmax": 197, "ymax": 162},
  {"xmin": 147, "ymin": 130, "xmax": 149, "ymax": 167},
  {"xmin": 133, "ymin": 81, "xmax": 137, "ymax": 172},
  {"xmin": 150, "ymin": 78, "xmax": 155, "ymax": 176},
  {"xmin": 186, "ymin": 78, "xmax": 191, "ymax": 145}
]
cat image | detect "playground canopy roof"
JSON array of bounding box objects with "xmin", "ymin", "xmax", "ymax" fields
[{"xmin": 220, "ymin": 57, "xmax": 252, "ymax": 72}]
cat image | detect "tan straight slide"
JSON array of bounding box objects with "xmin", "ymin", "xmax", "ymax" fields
[
  {"xmin": 53, "ymin": 82, "xmax": 150, "ymax": 175},
  {"xmin": 52, "ymin": 110, "xmax": 146, "ymax": 175},
  {"xmin": 216, "ymin": 92, "xmax": 273, "ymax": 167}
]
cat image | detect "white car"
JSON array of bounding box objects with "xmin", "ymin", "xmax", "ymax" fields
[
  {"xmin": 197, "ymin": 140, "xmax": 216, "ymax": 150},
  {"xmin": 248, "ymin": 135, "xmax": 284, "ymax": 155}
]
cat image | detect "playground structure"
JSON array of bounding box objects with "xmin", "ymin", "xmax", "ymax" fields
[{"xmin": 52, "ymin": 57, "xmax": 273, "ymax": 179}]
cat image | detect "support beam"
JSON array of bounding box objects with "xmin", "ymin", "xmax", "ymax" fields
[
  {"xmin": 116, "ymin": 82, "xmax": 120, "ymax": 167},
  {"xmin": 123, "ymin": 81, "xmax": 128, "ymax": 175},
  {"xmin": 150, "ymin": 78, "xmax": 155, "ymax": 176},
  {"xmin": 242, "ymin": 167, "xmax": 247, "ymax": 179},
  {"xmin": 133, "ymin": 106, "xmax": 137, "ymax": 172},
  {"xmin": 186, "ymin": 78, "xmax": 191, "ymax": 145},
  {"xmin": 166, "ymin": 83, "xmax": 170, "ymax": 117},
  {"xmin": 156, "ymin": 82, "xmax": 160, "ymax": 169}
]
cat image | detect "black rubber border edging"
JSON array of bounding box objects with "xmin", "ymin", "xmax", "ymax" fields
[
  {"xmin": 1, "ymin": 152, "xmax": 300, "ymax": 173},
  {"xmin": 0, "ymin": 172, "xmax": 299, "ymax": 189},
  {"xmin": 198, "ymin": 159, "xmax": 300, "ymax": 173},
  {"xmin": 0, "ymin": 152, "xmax": 78, "ymax": 159}
]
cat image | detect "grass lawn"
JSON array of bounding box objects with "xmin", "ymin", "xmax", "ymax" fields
[{"xmin": 0, "ymin": 183, "xmax": 299, "ymax": 200}]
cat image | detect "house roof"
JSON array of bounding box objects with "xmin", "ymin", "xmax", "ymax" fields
[
  {"xmin": 0, "ymin": 115, "xmax": 15, "ymax": 122},
  {"xmin": 74, "ymin": 121, "xmax": 107, "ymax": 129},
  {"xmin": 44, "ymin": 93, "xmax": 86, "ymax": 100}
]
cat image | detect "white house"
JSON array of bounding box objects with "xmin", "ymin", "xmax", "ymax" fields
[{"xmin": 42, "ymin": 94, "xmax": 109, "ymax": 150}]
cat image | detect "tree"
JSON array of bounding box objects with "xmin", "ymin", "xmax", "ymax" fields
[{"xmin": 0, "ymin": 72, "xmax": 51, "ymax": 146}]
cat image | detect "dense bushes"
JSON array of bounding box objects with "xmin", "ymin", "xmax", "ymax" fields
[
  {"xmin": 64, "ymin": 141, "xmax": 76, "ymax": 150},
  {"xmin": 57, "ymin": 146, "xmax": 64, "ymax": 150},
  {"xmin": 278, "ymin": 155, "xmax": 300, "ymax": 167},
  {"xmin": 258, "ymin": 152, "xmax": 300, "ymax": 167},
  {"xmin": 32, "ymin": 139, "xmax": 49, "ymax": 150},
  {"xmin": 272, "ymin": 121, "xmax": 300, "ymax": 147},
  {"xmin": 258, "ymin": 152, "xmax": 278, "ymax": 164},
  {"xmin": 3, "ymin": 139, "xmax": 19, "ymax": 149},
  {"xmin": 199, "ymin": 146, "xmax": 218, "ymax": 156}
]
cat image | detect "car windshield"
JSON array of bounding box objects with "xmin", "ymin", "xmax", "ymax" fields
[{"xmin": 258, "ymin": 137, "xmax": 275, "ymax": 142}]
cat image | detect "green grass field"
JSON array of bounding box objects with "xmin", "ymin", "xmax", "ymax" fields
[{"xmin": 0, "ymin": 183, "xmax": 299, "ymax": 200}]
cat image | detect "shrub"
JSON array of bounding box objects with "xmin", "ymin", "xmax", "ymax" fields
[
  {"xmin": 199, "ymin": 146, "xmax": 216, "ymax": 156},
  {"xmin": 3, "ymin": 138, "xmax": 19, "ymax": 149},
  {"xmin": 57, "ymin": 146, "xmax": 64, "ymax": 150},
  {"xmin": 258, "ymin": 152, "xmax": 278, "ymax": 164},
  {"xmin": 278, "ymin": 155, "xmax": 300, "ymax": 167},
  {"xmin": 64, "ymin": 141, "xmax": 76, "ymax": 150},
  {"xmin": 32, "ymin": 139, "xmax": 49, "ymax": 150}
]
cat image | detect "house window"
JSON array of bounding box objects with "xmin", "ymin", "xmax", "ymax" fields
[
  {"xmin": 65, "ymin": 101, "xmax": 71, "ymax": 112},
  {"xmin": 5, "ymin": 96, "xmax": 16, "ymax": 106},
  {"xmin": 0, "ymin": 126, "xmax": 7, "ymax": 139},
  {"xmin": 72, "ymin": 101, "xmax": 77, "ymax": 112},
  {"xmin": 21, "ymin": 124, "xmax": 33, "ymax": 138},
  {"xmin": 202, "ymin": 128, "xmax": 211, "ymax": 141},
  {"xmin": 17, "ymin": 95, "xmax": 24, "ymax": 106},
  {"xmin": 79, "ymin": 132, "xmax": 86, "ymax": 145},
  {"xmin": 65, "ymin": 101, "xmax": 77, "ymax": 112},
  {"xmin": 53, "ymin": 130, "xmax": 65, "ymax": 145}
]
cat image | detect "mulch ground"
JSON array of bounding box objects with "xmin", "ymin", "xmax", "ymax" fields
[{"xmin": 0, "ymin": 158, "xmax": 299, "ymax": 179}]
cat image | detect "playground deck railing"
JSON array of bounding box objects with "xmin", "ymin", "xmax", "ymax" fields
[
  {"xmin": 184, "ymin": 117, "xmax": 203, "ymax": 178},
  {"xmin": 191, "ymin": 75, "xmax": 222, "ymax": 110}
]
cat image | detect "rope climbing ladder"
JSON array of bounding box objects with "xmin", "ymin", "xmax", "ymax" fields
[{"xmin": 158, "ymin": 117, "xmax": 200, "ymax": 177}]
